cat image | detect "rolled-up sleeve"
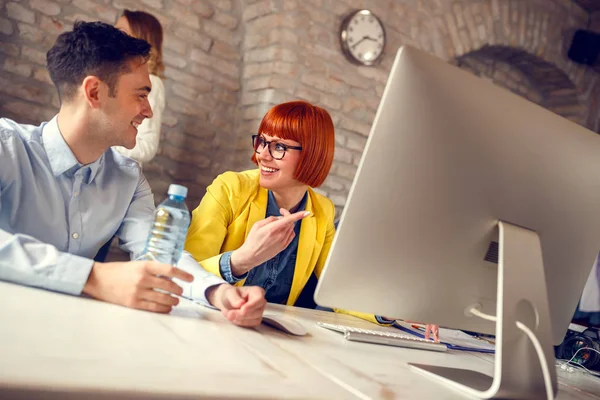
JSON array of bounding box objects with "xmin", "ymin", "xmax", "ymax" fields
[
  {"xmin": 177, "ymin": 251, "xmax": 227, "ymax": 305},
  {"xmin": 219, "ymin": 251, "xmax": 247, "ymax": 284}
]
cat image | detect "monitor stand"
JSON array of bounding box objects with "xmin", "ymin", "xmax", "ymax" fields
[{"xmin": 409, "ymin": 221, "xmax": 557, "ymax": 399}]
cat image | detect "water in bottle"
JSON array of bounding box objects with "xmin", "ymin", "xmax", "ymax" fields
[{"xmin": 138, "ymin": 184, "xmax": 190, "ymax": 265}]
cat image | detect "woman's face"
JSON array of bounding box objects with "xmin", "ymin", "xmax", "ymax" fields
[
  {"xmin": 115, "ymin": 16, "xmax": 132, "ymax": 36},
  {"xmin": 255, "ymin": 133, "xmax": 304, "ymax": 192}
]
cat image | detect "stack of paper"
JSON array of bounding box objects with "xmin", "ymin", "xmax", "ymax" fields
[{"xmin": 393, "ymin": 321, "xmax": 496, "ymax": 353}]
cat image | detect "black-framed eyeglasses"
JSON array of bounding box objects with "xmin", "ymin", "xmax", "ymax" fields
[{"xmin": 252, "ymin": 134, "xmax": 302, "ymax": 160}]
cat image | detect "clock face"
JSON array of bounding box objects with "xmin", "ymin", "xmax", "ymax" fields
[{"xmin": 341, "ymin": 10, "xmax": 385, "ymax": 65}]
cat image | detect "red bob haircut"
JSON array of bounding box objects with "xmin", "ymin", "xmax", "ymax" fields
[{"xmin": 252, "ymin": 101, "xmax": 335, "ymax": 188}]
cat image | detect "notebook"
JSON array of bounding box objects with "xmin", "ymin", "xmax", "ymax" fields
[{"xmin": 393, "ymin": 321, "xmax": 496, "ymax": 353}]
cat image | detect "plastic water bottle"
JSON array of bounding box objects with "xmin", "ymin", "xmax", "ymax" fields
[{"xmin": 138, "ymin": 184, "xmax": 190, "ymax": 265}]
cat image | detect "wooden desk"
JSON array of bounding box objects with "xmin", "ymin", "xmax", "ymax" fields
[{"xmin": 0, "ymin": 281, "xmax": 598, "ymax": 399}]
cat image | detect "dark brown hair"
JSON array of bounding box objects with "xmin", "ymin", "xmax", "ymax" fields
[
  {"xmin": 121, "ymin": 9, "xmax": 165, "ymax": 78},
  {"xmin": 47, "ymin": 21, "xmax": 150, "ymax": 101}
]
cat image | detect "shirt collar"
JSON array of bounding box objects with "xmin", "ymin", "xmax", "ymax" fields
[
  {"xmin": 87, "ymin": 153, "xmax": 104, "ymax": 184},
  {"xmin": 43, "ymin": 115, "xmax": 104, "ymax": 184},
  {"xmin": 266, "ymin": 190, "xmax": 308, "ymax": 216}
]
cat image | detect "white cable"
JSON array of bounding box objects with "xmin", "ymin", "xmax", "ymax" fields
[
  {"xmin": 468, "ymin": 307, "xmax": 554, "ymax": 400},
  {"xmin": 557, "ymin": 359, "xmax": 600, "ymax": 377},
  {"xmin": 564, "ymin": 346, "xmax": 600, "ymax": 366},
  {"xmin": 557, "ymin": 347, "xmax": 600, "ymax": 377},
  {"xmin": 516, "ymin": 321, "xmax": 554, "ymax": 400},
  {"xmin": 468, "ymin": 307, "xmax": 496, "ymax": 322}
]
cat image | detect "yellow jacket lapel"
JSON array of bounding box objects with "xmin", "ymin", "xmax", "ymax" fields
[
  {"xmin": 288, "ymin": 191, "xmax": 322, "ymax": 305},
  {"xmin": 246, "ymin": 186, "xmax": 268, "ymax": 239}
]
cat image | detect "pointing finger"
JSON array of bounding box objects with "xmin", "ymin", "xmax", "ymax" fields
[{"xmin": 272, "ymin": 210, "xmax": 310, "ymax": 228}]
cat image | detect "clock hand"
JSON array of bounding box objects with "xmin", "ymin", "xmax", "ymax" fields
[{"xmin": 351, "ymin": 35, "xmax": 369, "ymax": 49}]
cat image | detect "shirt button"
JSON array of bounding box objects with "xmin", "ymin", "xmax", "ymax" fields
[
  {"xmin": 73, "ymin": 191, "xmax": 79, "ymax": 197},
  {"xmin": 72, "ymin": 233, "xmax": 79, "ymax": 239}
]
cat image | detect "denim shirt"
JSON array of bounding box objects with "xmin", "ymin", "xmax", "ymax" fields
[{"xmin": 219, "ymin": 190, "xmax": 307, "ymax": 304}]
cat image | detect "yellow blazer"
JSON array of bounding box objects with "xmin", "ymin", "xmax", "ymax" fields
[{"xmin": 185, "ymin": 169, "xmax": 382, "ymax": 324}]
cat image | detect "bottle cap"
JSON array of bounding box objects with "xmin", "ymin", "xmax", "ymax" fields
[{"xmin": 168, "ymin": 184, "xmax": 188, "ymax": 198}]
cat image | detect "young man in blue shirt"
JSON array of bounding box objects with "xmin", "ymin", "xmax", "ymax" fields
[{"xmin": 0, "ymin": 21, "xmax": 278, "ymax": 327}]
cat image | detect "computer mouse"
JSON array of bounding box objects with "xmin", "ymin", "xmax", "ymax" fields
[{"xmin": 262, "ymin": 314, "xmax": 308, "ymax": 336}]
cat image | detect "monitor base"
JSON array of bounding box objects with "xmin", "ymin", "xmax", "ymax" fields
[{"xmin": 410, "ymin": 221, "xmax": 557, "ymax": 399}]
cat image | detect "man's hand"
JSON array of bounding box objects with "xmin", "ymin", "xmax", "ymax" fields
[
  {"xmin": 83, "ymin": 261, "xmax": 194, "ymax": 313},
  {"xmin": 207, "ymin": 284, "xmax": 267, "ymax": 327},
  {"xmin": 229, "ymin": 210, "xmax": 310, "ymax": 276}
]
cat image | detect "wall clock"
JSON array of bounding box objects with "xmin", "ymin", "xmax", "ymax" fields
[{"xmin": 340, "ymin": 9, "xmax": 386, "ymax": 66}]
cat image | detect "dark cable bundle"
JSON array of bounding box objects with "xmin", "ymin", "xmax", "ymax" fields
[{"xmin": 555, "ymin": 327, "xmax": 600, "ymax": 372}]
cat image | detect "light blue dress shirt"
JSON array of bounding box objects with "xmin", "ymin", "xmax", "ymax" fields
[{"xmin": 0, "ymin": 116, "xmax": 224, "ymax": 302}]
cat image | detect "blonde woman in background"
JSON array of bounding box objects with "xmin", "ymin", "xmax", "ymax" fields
[
  {"xmin": 95, "ymin": 10, "xmax": 166, "ymax": 262},
  {"xmin": 114, "ymin": 9, "xmax": 166, "ymax": 165}
]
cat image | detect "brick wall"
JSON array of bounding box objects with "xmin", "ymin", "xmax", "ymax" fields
[
  {"xmin": 236, "ymin": 0, "xmax": 600, "ymax": 216},
  {"xmin": 1, "ymin": 0, "xmax": 599, "ymax": 219},
  {"xmin": 456, "ymin": 46, "xmax": 584, "ymax": 124},
  {"xmin": 458, "ymin": 52, "xmax": 545, "ymax": 106},
  {"xmin": 0, "ymin": 0, "xmax": 243, "ymax": 209}
]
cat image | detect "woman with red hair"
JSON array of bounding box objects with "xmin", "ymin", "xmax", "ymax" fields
[{"xmin": 184, "ymin": 101, "xmax": 382, "ymax": 323}]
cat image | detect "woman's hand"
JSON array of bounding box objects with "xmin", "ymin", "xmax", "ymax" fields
[
  {"xmin": 229, "ymin": 210, "xmax": 310, "ymax": 276},
  {"xmin": 424, "ymin": 324, "xmax": 439, "ymax": 342},
  {"xmin": 207, "ymin": 284, "xmax": 267, "ymax": 327},
  {"xmin": 403, "ymin": 320, "xmax": 440, "ymax": 342}
]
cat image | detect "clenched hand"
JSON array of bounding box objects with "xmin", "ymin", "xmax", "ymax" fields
[{"xmin": 207, "ymin": 284, "xmax": 267, "ymax": 327}]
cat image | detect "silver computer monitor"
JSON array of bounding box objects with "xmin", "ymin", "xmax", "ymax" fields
[{"xmin": 314, "ymin": 45, "xmax": 600, "ymax": 398}]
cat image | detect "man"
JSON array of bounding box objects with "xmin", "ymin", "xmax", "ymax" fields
[{"xmin": 0, "ymin": 21, "xmax": 280, "ymax": 327}]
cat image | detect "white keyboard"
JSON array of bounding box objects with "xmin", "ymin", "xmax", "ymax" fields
[{"xmin": 317, "ymin": 322, "xmax": 447, "ymax": 352}]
